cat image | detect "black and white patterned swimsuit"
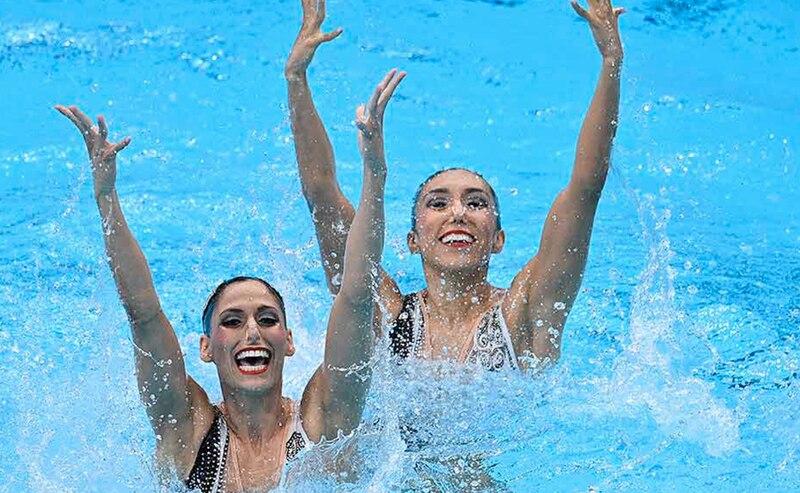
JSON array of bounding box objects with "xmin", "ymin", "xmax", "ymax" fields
[
  {"xmin": 389, "ymin": 291, "xmax": 519, "ymax": 371},
  {"xmin": 185, "ymin": 400, "xmax": 310, "ymax": 493}
]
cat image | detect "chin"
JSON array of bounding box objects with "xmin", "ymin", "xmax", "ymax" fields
[
  {"xmin": 220, "ymin": 367, "xmax": 281, "ymax": 395},
  {"xmin": 431, "ymin": 254, "xmax": 490, "ymax": 273},
  {"xmin": 236, "ymin": 378, "xmax": 279, "ymax": 395}
]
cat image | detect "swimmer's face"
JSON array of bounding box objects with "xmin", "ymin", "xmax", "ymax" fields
[
  {"xmin": 408, "ymin": 169, "xmax": 504, "ymax": 272},
  {"xmin": 200, "ymin": 280, "xmax": 294, "ymax": 394}
]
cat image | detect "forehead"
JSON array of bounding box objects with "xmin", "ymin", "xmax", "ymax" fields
[
  {"xmin": 419, "ymin": 170, "xmax": 493, "ymax": 198},
  {"xmin": 215, "ymin": 280, "xmax": 280, "ymax": 312}
]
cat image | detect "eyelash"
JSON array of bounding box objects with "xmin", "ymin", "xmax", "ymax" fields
[
  {"xmin": 466, "ymin": 198, "xmax": 488, "ymax": 209},
  {"xmin": 427, "ymin": 197, "xmax": 449, "ymax": 209},
  {"xmin": 258, "ymin": 315, "xmax": 278, "ymax": 326},
  {"xmin": 426, "ymin": 197, "xmax": 488, "ymax": 210},
  {"xmin": 220, "ymin": 314, "xmax": 279, "ymax": 328}
]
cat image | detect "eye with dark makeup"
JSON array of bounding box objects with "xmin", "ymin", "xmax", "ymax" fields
[
  {"xmin": 465, "ymin": 195, "xmax": 489, "ymax": 209},
  {"xmin": 220, "ymin": 313, "xmax": 244, "ymax": 328},
  {"xmin": 257, "ymin": 310, "xmax": 280, "ymax": 327},
  {"xmin": 426, "ymin": 196, "xmax": 449, "ymax": 209}
]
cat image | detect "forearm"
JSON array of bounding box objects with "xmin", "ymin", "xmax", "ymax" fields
[
  {"xmin": 322, "ymin": 157, "xmax": 385, "ymax": 379},
  {"xmin": 287, "ymin": 74, "xmax": 355, "ymax": 294},
  {"xmin": 339, "ymin": 162, "xmax": 386, "ymax": 304},
  {"xmin": 96, "ymin": 189, "xmax": 163, "ymax": 326},
  {"xmin": 571, "ymin": 57, "xmax": 621, "ymax": 194},
  {"xmin": 287, "ymin": 74, "xmax": 339, "ymax": 197}
]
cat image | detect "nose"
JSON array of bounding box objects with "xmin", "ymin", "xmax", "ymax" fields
[
  {"xmin": 244, "ymin": 318, "xmax": 261, "ymax": 342},
  {"xmin": 451, "ymin": 200, "xmax": 467, "ymax": 219}
]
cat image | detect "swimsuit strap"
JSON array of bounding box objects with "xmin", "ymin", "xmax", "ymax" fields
[
  {"xmin": 389, "ymin": 293, "xmax": 424, "ymax": 359},
  {"xmin": 186, "ymin": 407, "xmax": 229, "ymax": 493},
  {"xmin": 285, "ymin": 399, "xmax": 310, "ymax": 462}
]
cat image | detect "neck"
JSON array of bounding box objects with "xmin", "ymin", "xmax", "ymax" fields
[
  {"xmin": 422, "ymin": 262, "xmax": 494, "ymax": 320},
  {"xmin": 220, "ymin": 382, "xmax": 286, "ymax": 448}
]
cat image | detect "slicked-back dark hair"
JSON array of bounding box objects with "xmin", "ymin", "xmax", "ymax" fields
[
  {"xmin": 201, "ymin": 276, "xmax": 286, "ymax": 336},
  {"xmin": 410, "ymin": 167, "xmax": 502, "ymax": 230}
]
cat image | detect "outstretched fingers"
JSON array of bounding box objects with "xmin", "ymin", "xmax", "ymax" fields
[
  {"xmin": 319, "ymin": 27, "xmax": 343, "ymax": 43},
  {"xmin": 55, "ymin": 105, "xmax": 85, "ymax": 133},
  {"xmin": 377, "ymin": 70, "xmax": 406, "ymax": 113},
  {"xmin": 70, "ymin": 106, "xmax": 95, "ymax": 136},
  {"xmin": 114, "ymin": 136, "xmax": 132, "ymax": 153},
  {"xmin": 571, "ymin": 1, "xmax": 591, "ymax": 20},
  {"xmin": 316, "ymin": 0, "xmax": 325, "ymax": 19},
  {"xmin": 355, "ymin": 104, "xmax": 369, "ymax": 134},
  {"xmin": 303, "ymin": 0, "xmax": 331, "ymax": 31},
  {"xmin": 367, "ymin": 69, "xmax": 395, "ymax": 116},
  {"xmin": 98, "ymin": 115, "xmax": 109, "ymax": 141}
]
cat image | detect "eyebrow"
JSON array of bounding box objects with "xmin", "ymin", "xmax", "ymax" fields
[
  {"xmin": 425, "ymin": 187, "xmax": 450, "ymax": 196},
  {"xmin": 463, "ymin": 188, "xmax": 490, "ymax": 195},
  {"xmin": 425, "ymin": 187, "xmax": 489, "ymax": 195},
  {"xmin": 219, "ymin": 305, "xmax": 279, "ymax": 315}
]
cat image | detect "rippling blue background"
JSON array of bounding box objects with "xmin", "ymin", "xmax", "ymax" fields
[{"xmin": 1, "ymin": 0, "xmax": 798, "ymax": 491}]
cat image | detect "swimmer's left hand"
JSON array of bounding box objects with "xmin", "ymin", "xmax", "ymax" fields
[
  {"xmin": 571, "ymin": 0, "xmax": 625, "ymax": 63},
  {"xmin": 356, "ymin": 69, "xmax": 406, "ymax": 174}
]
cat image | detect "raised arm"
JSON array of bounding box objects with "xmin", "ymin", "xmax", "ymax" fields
[
  {"xmin": 285, "ymin": 0, "xmax": 352, "ymax": 294},
  {"xmin": 55, "ymin": 106, "xmax": 211, "ymax": 464},
  {"xmin": 504, "ymin": 0, "xmax": 625, "ymax": 366},
  {"xmin": 300, "ymin": 71, "xmax": 405, "ymax": 441}
]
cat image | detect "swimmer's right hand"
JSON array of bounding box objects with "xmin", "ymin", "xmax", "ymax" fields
[
  {"xmin": 285, "ymin": 0, "xmax": 343, "ymax": 79},
  {"xmin": 55, "ymin": 105, "xmax": 131, "ymax": 198}
]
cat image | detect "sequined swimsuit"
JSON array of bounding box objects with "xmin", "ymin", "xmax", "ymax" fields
[
  {"xmin": 388, "ymin": 291, "xmax": 519, "ymax": 371},
  {"xmin": 185, "ymin": 400, "xmax": 309, "ymax": 493}
]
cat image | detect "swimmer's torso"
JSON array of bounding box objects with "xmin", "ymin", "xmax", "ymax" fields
[
  {"xmin": 186, "ymin": 399, "xmax": 309, "ymax": 493},
  {"xmin": 389, "ymin": 290, "xmax": 519, "ymax": 372}
]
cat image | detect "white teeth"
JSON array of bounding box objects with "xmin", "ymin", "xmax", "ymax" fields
[
  {"xmin": 235, "ymin": 349, "xmax": 270, "ymax": 361},
  {"xmin": 441, "ymin": 233, "xmax": 475, "ymax": 244},
  {"xmin": 239, "ymin": 364, "xmax": 267, "ymax": 372}
]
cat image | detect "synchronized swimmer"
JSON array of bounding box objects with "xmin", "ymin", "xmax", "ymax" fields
[
  {"xmin": 56, "ymin": 0, "xmax": 624, "ymax": 490},
  {"xmin": 54, "ymin": 70, "xmax": 398, "ymax": 491},
  {"xmin": 288, "ymin": 0, "xmax": 624, "ymax": 370}
]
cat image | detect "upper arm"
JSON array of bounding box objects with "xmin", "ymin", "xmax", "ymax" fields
[
  {"xmin": 504, "ymin": 185, "xmax": 601, "ymax": 364},
  {"xmin": 299, "ymin": 287, "xmax": 375, "ymax": 442},
  {"xmin": 133, "ymin": 311, "xmax": 214, "ymax": 463}
]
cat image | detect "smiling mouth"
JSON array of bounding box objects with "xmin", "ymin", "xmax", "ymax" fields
[
  {"xmin": 439, "ymin": 231, "xmax": 476, "ymax": 248},
  {"xmin": 234, "ymin": 348, "xmax": 272, "ymax": 375}
]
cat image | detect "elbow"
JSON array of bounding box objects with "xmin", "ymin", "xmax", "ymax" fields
[{"xmin": 570, "ymin": 170, "xmax": 608, "ymax": 197}]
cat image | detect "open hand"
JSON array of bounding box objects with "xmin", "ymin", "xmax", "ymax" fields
[
  {"xmin": 571, "ymin": 0, "xmax": 625, "ymax": 62},
  {"xmin": 55, "ymin": 105, "xmax": 130, "ymax": 197},
  {"xmin": 285, "ymin": 0, "xmax": 343, "ymax": 78},
  {"xmin": 356, "ymin": 69, "xmax": 406, "ymax": 174}
]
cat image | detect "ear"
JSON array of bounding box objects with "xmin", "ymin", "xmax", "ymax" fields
[
  {"xmin": 492, "ymin": 229, "xmax": 506, "ymax": 254},
  {"xmin": 285, "ymin": 329, "xmax": 296, "ymax": 357},
  {"xmin": 200, "ymin": 334, "xmax": 213, "ymax": 363},
  {"xmin": 407, "ymin": 230, "xmax": 420, "ymax": 254}
]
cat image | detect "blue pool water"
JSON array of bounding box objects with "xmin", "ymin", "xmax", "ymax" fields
[{"xmin": 1, "ymin": 0, "xmax": 799, "ymax": 491}]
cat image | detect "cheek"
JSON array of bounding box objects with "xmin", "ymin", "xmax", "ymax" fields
[
  {"xmin": 415, "ymin": 212, "xmax": 442, "ymax": 238},
  {"xmin": 474, "ymin": 211, "xmax": 499, "ymax": 233},
  {"xmin": 211, "ymin": 331, "xmax": 236, "ymax": 353}
]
